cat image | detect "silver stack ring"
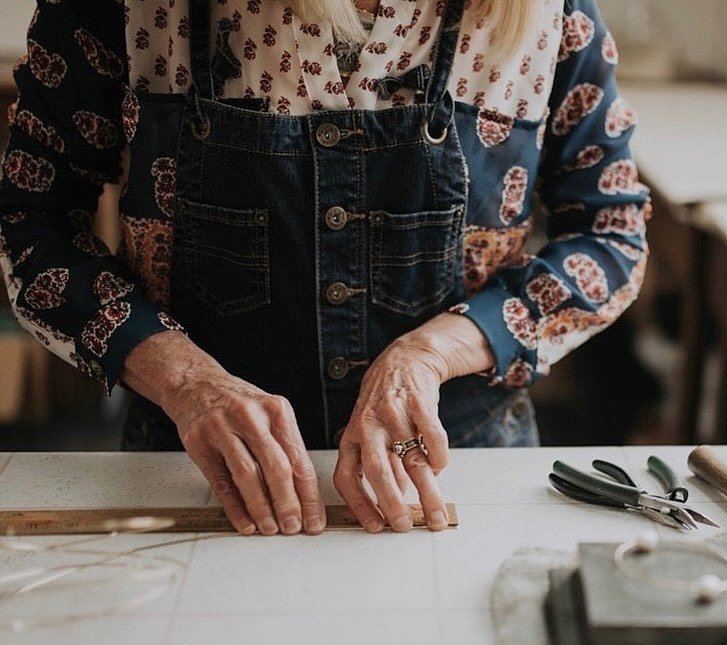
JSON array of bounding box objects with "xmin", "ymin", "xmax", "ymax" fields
[{"xmin": 392, "ymin": 435, "xmax": 426, "ymax": 459}]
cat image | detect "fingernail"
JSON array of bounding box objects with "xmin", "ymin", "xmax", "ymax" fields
[
  {"xmin": 392, "ymin": 515, "xmax": 412, "ymax": 532},
  {"xmin": 365, "ymin": 519, "xmax": 384, "ymax": 533},
  {"xmin": 305, "ymin": 516, "xmax": 324, "ymax": 534},
  {"xmin": 261, "ymin": 518, "xmax": 279, "ymax": 534},
  {"xmin": 431, "ymin": 510, "xmax": 448, "ymax": 530},
  {"xmin": 283, "ymin": 516, "xmax": 302, "ymax": 534}
]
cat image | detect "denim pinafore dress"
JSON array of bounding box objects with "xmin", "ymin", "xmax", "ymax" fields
[{"xmin": 121, "ymin": 0, "xmax": 539, "ymax": 451}]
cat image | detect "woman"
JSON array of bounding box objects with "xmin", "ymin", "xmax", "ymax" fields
[{"xmin": 0, "ymin": 0, "xmax": 650, "ymax": 536}]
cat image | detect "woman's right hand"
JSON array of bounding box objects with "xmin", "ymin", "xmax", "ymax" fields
[{"xmin": 121, "ymin": 330, "xmax": 326, "ymax": 536}]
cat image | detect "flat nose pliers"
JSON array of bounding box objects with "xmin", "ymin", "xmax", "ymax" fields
[{"xmin": 548, "ymin": 456, "xmax": 720, "ymax": 530}]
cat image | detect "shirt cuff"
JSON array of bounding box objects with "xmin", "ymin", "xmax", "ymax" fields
[
  {"xmin": 447, "ymin": 286, "xmax": 538, "ymax": 388},
  {"xmin": 72, "ymin": 293, "xmax": 186, "ymax": 397}
]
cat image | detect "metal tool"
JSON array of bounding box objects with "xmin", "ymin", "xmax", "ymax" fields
[
  {"xmin": 0, "ymin": 503, "xmax": 459, "ymax": 536},
  {"xmin": 549, "ymin": 457, "xmax": 719, "ymax": 530}
]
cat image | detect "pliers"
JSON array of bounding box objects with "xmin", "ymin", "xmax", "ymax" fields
[{"xmin": 549, "ymin": 456, "xmax": 720, "ymax": 530}]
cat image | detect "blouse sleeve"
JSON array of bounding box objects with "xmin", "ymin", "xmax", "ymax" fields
[
  {"xmin": 0, "ymin": 0, "xmax": 183, "ymax": 396},
  {"xmin": 452, "ymin": 0, "xmax": 651, "ymax": 388}
]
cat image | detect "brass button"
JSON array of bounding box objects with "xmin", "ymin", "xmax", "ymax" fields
[
  {"xmin": 325, "ymin": 206, "xmax": 348, "ymax": 231},
  {"xmin": 326, "ymin": 282, "xmax": 349, "ymax": 305},
  {"xmin": 316, "ymin": 123, "xmax": 341, "ymax": 147},
  {"xmin": 327, "ymin": 357, "xmax": 349, "ymax": 380}
]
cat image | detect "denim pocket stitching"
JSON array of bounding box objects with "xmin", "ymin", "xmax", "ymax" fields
[
  {"xmin": 177, "ymin": 197, "xmax": 271, "ymax": 316},
  {"xmin": 370, "ymin": 205, "xmax": 464, "ymax": 317}
]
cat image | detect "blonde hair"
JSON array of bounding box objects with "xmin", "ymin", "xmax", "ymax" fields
[{"xmin": 288, "ymin": 0, "xmax": 533, "ymax": 59}]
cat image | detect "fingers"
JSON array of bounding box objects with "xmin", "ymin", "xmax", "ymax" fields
[
  {"xmin": 400, "ymin": 447, "xmax": 449, "ymax": 531},
  {"xmin": 200, "ymin": 456, "xmax": 257, "ymax": 536},
  {"xmin": 360, "ymin": 436, "xmax": 412, "ymax": 532},
  {"xmin": 389, "ymin": 452, "xmax": 410, "ymax": 497},
  {"xmin": 333, "ymin": 440, "xmax": 384, "ymax": 533},
  {"xmin": 268, "ymin": 398, "xmax": 326, "ymax": 535},
  {"xmin": 220, "ymin": 436, "xmax": 280, "ymax": 535},
  {"xmin": 409, "ymin": 397, "xmax": 449, "ymax": 474}
]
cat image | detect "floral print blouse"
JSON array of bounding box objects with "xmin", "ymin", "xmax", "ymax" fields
[{"xmin": 0, "ymin": 0, "xmax": 650, "ymax": 395}]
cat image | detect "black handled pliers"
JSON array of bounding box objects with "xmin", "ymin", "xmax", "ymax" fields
[{"xmin": 549, "ymin": 456, "xmax": 720, "ymax": 530}]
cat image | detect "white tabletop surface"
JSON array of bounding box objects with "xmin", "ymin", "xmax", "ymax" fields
[
  {"xmin": 621, "ymin": 81, "xmax": 727, "ymax": 206},
  {"xmin": 0, "ymin": 446, "xmax": 725, "ymax": 645}
]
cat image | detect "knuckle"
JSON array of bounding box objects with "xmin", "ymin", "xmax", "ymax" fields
[
  {"xmin": 269, "ymin": 458, "xmax": 293, "ymax": 481},
  {"xmin": 362, "ymin": 453, "xmax": 387, "ymax": 480},
  {"xmin": 404, "ymin": 450, "xmax": 430, "ymax": 472},
  {"xmin": 266, "ymin": 394, "xmax": 293, "ymax": 417},
  {"xmin": 294, "ymin": 462, "xmax": 318, "ymax": 487},
  {"xmin": 228, "ymin": 397, "xmax": 254, "ymax": 421},
  {"xmin": 209, "ymin": 475, "xmax": 236, "ymax": 498},
  {"xmin": 231, "ymin": 463, "xmax": 259, "ymax": 488},
  {"xmin": 333, "ymin": 466, "xmax": 353, "ymax": 493}
]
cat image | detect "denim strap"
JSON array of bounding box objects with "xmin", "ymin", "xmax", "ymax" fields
[
  {"xmin": 424, "ymin": 0, "xmax": 467, "ymax": 138},
  {"xmin": 189, "ymin": 0, "xmax": 214, "ymax": 101}
]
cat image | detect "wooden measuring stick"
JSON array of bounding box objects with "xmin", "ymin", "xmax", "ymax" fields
[
  {"xmin": 688, "ymin": 445, "xmax": 727, "ymax": 496},
  {"xmin": 0, "ymin": 503, "xmax": 458, "ymax": 536}
]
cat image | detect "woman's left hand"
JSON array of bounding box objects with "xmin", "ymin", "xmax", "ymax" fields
[{"xmin": 333, "ymin": 312, "xmax": 495, "ymax": 533}]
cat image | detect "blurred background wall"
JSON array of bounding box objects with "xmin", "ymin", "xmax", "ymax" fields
[{"xmin": 0, "ymin": 0, "xmax": 726, "ymax": 449}]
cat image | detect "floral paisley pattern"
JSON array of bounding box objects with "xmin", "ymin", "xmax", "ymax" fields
[
  {"xmin": 597, "ymin": 159, "xmax": 640, "ymax": 195},
  {"xmin": 73, "ymin": 27, "xmax": 124, "ymax": 79},
  {"xmin": 503, "ymin": 298, "xmax": 538, "ymax": 350},
  {"xmin": 13, "ymin": 110, "xmax": 64, "ymax": 153},
  {"xmin": 72, "ymin": 111, "xmax": 120, "ymax": 149},
  {"xmin": 122, "ymin": 85, "xmax": 141, "ymax": 143},
  {"xmin": 476, "ymin": 109, "xmax": 514, "ymax": 147},
  {"xmin": 558, "ymin": 11, "xmax": 594, "ymax": 62},
  {"xmin": 81, "ymin": 301, "xmax": 132, "ymax": 357},
  {"xmin": 151, "ymin": 157, "xmax": 177, "ymax": 218},
  {"xmin": 499, "ymin": 166, "xmax": 529, "ymax": 224},
  {"xmin": 0, "ymin": 0, "xmax": 651, "ymax": 395},
  {"xmin": 2, "ymin": 150, "xmax": 55, "ymax": 193},
  {"xmin": 605, "ymin": 96, "xmax": 637, "ymax": 138},
  {"xmin": 563, "ymin": 253, "xmax": 609, "ymax": 303},
  {"xmin": 525, "ymin": 273, "xmax": 572, "ymax": 316},
  {"xmin": 592, "ymin": 204, "xmax": 645, "ymax": 235},
  {"xmin": 27, "ymin": 39, "xmax": 68, "ymax": 88},
  {"xmin": 552, "ymin": 83, "xmax": 604, "ymax": 135},
  {"xmin": 24, "ymin": 268, "xmax": 69, "ymax": 310},
  {"xmin": 94, "ymin": 271, "xmax": 135, "ymax": 305}
]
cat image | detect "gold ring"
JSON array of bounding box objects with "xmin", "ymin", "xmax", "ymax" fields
[{"xmin": 392, "ymin": 435, "xmax": 425, "ymax": 459}]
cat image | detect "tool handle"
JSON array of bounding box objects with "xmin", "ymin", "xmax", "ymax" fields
[
  {"xmin": 552, "ymin": 461, "xmax": 641, "ymax": 507},
  {"xmin": 592, "ymin": 460, "xmax": 639, "ymax": 488},
  {"xmin": 688, "ymin": 445, "xmax": 727, "ymax": 496},
  {"xmin": 548, "ymin": 474, "xmax": 626, "ymax": 508},
  {"xmin": 648, "ymin": 455, "xmax": 689, "ymax": 503}
]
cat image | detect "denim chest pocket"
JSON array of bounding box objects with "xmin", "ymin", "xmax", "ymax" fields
[
  {"xmin": 369, "ymin": 204, "xmax": 465, "ymax": 317},
  {"xmin": 175, "ymin": 196, "xmax": 270, "ymax": 316}
]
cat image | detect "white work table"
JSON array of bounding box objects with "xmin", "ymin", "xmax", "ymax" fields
[{"xmin": 0, "ymin": 446, "xmax": 725, "ymax": 645}]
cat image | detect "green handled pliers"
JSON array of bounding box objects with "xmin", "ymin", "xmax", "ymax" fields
[{"xmin": 549, "ymin": 456, "xmax": 720, "ymax": 530}]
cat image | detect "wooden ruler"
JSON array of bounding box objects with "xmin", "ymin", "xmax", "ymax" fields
[{"xmin": 0, "ymin": 504, "xmax": 458, "ymax": 535}]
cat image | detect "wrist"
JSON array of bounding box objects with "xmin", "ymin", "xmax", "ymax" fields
[
  {"xmin": 398, "ymin": 312, "xmax": 495, "ymax": 382},
  {"xmin": 120, "ymin": 330, "xmax": 220, "ymax": 412}
]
